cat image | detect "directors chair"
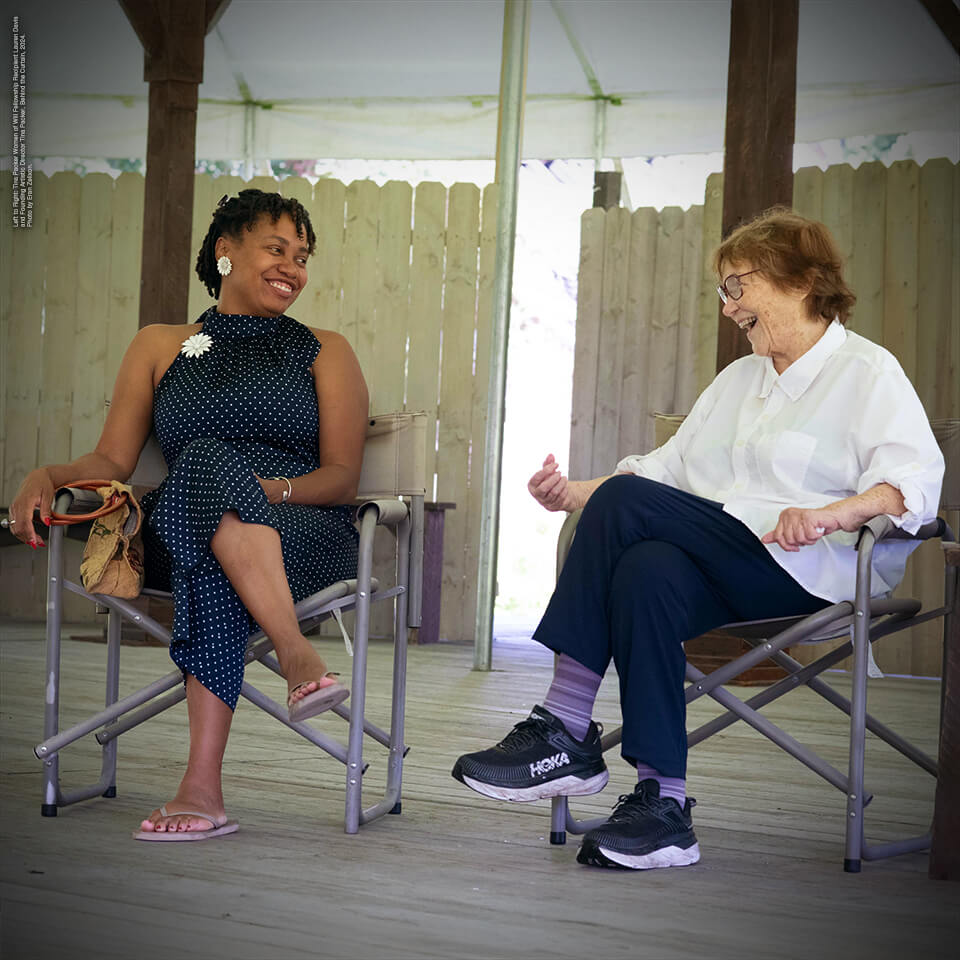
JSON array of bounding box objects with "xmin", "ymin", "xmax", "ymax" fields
[
  {"xmin": 547, "ymin": 418, "xmax": 958, "ymax": 872},
  {"xmin": 32, "ymin": 411, "xmax": 426, "ymax": 834}
]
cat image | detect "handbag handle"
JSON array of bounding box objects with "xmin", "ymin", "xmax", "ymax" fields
[{"xmin": 49, "ymin": 481, "xmax": 131, "ymax": 526}]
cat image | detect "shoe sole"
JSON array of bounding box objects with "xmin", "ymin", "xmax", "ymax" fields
[
  {"xmin": 460, "ymin": 769, "xmax": 609, "ymax": 802},
  {"xmin": 578, "ymin": 838, "xmax": 700, "ymax": 870}
]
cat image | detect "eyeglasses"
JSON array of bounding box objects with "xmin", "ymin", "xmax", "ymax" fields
[{"xmin": 717, "ymin": 269, "xmax": 760, "ymax": 304}]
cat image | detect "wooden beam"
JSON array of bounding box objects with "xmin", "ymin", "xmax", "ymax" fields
[
  {"xmin": 120, "ymin": 0, "xmax": 214, "ymax": 328},
  {"xmin": 715, "ymin": 0, "xmax": 798, "ymax": 373},
  {"xmin": 918, "ymin": 0, "xmax": 960, "ymax": 57}
]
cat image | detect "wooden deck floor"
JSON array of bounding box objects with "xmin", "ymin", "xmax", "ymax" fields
[{"xmin": 1, "ymin": 625, "xmax": 958, "ymax": 959}]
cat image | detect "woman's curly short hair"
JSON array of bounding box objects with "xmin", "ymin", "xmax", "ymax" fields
[
  {"xmin": 195, "ymin": 189, "xmax": 317, "ymax": 298},
  {"xmin": 713, "ymin": 206, "xmax": 856, "ymax": 325}
]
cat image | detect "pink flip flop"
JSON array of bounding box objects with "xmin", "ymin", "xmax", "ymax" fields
[
  {"xmin": 133, "ymin": 804, "xmax": 239, "ymax": 842},
  {"xmin": 288, "ymin": 672, "xmax": 350, "ymax": 723}
]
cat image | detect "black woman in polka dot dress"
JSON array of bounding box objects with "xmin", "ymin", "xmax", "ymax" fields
[{"xmin": 9, "ymin": 190, "xmax": 369, "ymax": 840}]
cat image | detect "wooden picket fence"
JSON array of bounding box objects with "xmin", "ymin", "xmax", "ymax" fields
[
  {"xmin": 571, "ymin": 158, "xmax": 959, "ymax": 678},
  {"xmin": 0, "ymin": 171, "xmax": 498, "ymax": 645}
]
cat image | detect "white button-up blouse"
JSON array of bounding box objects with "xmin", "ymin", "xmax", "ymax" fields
[{"xmin": 615, "ymin": 321, "xmax": 944, "ymax": 601}]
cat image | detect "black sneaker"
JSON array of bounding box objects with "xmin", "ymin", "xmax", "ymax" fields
[
  {"xmin": 451, "ymin": 704, "xmax": 609, "ymax": 802},
  {"xmin": 577, "ymin": 779, "xmax": 700, "ymax": 869}
]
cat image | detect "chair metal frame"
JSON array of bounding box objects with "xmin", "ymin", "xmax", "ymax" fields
[
  {"xmin": 34, "ymin": 411, "xmax": 426, "ymax": 835},
  {"xmin": 546, "ymin": 420, "xmax": 958, "ymax": 873}
]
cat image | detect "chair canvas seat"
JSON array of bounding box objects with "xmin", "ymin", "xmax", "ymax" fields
[{"xmin": 34, "ymin": 412, "xmax": 426, "ymax": 835}]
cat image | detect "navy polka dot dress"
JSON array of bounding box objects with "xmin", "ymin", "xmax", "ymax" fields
[{"xmin": 140, "ymin": 309, "xmax": 359, "ymax": 710}]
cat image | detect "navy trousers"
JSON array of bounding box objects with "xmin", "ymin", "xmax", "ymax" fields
[{"xmin": 532, "ymin": 475, "xmax": 829, "ymax": 777}]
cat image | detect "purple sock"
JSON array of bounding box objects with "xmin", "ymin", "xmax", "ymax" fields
[
  {"xmin": 635, "ymin": 762, "xmax": 686, "ymax": 807},
  {"xmin": 542, "ymin": 654, "xmax": 602, "ymax": 741}
]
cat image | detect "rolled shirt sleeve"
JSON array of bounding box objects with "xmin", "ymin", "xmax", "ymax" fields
[{"xmin": 850, "ymin": 358, "xmax": 944, "ymax": 533}]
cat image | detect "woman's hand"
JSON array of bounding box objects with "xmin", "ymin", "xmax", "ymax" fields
[
  {"xmin": 7, "ymin": 468, "xmax": 55, "ymax": 548},
  {"xmin": 761, "ymin": 506, "xmax": 843, "ymax": 552},
  {"xmin": 762, "ymin": 484, "xmax": 907, "ymax": 552},
  {"xmin": 255, "ymin": 475, "xmax": 288, "ymax": 505},
  {"xmin": 528, "ymin": 455, "xmax": 577, "ymax": 512}
]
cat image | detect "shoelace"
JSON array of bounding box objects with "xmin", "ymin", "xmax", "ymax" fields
[
  {"xmin": 608, "ymin": 785, "xmax": 692, "ymax": 824},
  {"xmin": 496, "ymin": 715, "xmax": 551, "ymax": 750}
]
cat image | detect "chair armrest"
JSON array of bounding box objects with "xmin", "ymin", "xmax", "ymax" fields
[
  {"xmin": 856, "ymin": 515, "xmax": 948, "ymax": 549},
  {"xmin": 357, "ymin": 499, "xmax": 409, "ymax": 527}
]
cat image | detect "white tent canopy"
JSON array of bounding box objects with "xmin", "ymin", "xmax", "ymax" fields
[{"xmin": 16, "ymin": 0, "xmax": 960, "ymax": 162}]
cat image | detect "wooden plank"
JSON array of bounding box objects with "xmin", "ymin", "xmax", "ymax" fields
[
  {"xmin": 954, "ymin": 160, "xmax": 960, "ymax": 417},
  {"xmin": 675, "ymin": 205, "xmax": 704, "ymax": 417},
  {"xmin": 407, "ymin": 182, "xmax": 446, "ymax": 496},
  {"xmin": 911, "ymin": 159, "xmax": 955, "ymax": 679},
  {"xmin": 372, "ymin": 181, "xmax": 413, "ymax": 415},
  {"xmin": 105, "ymin": 173, "xmax": 144, "ymax": 391},
  {"xmin": 646, "ymin": 207, "xmax": 685, "ymax": 425},
  {"xmin": 791, "ymin": 165, "xmax": 823, "ymax": 221},
  {"xmin": 820, "ymin": 163, "xmax": 855, "ymax": 270},
  {"xmin": 38, "ymin": 173, "xmax": 81, "ymax": 468},
  {"xmin": 620, "ymin": 208, "xmax": 657, "ymax": 456},
  {"xmin": 591, "ymin": 207, "xmax": 631, "ymax": 477},
  {"xmin": 307, "ymin": 178, "xmax": 346, "ymax": 331},
  {"xmin": 71, "ymin": 173, "xmax": 113, "ymax": 459},
  {"xmin": 0, "ymin": 169, "xmax": 44, "ymax": 616},
  {"xmin": 368, "ymin": 181, "xmax": 413, "ymax": 641},
  {"xmin": 0, "ymin": 171, "xmax": 13, "ymax": 503},
  {"xmin": 341, "ymin": 180, "xmax": 380, "ymax": 406},
  {"xmin": 459, "ymin": 182, "xmax": 498, "ymax": 649},
  {"xmin": 847, "ymin": 161, "xmax": 886, "ymax": 344},
  {"xmin": 568, "ymin": 208, "xmax": 605, "ymax": 481},
  {"xmin": 881, "ymin": 161, "xmax": 920, "ymax": 380},
  {"xmin": 437, "ymin": 183, "xmax": 481, "ymax": 644},
  {"xmin": 187, "ymin": 173, "xmax": 218, "ymax": 321},
  {"xmin": 697, "ymin": 171, "xmax": 723, "ymax": 396},
  {"xmin": 916, "ymin": 159, "xmax": 954, "ymax": 420},
  {"xmin": 878, "ymin": 161, "xmax": 921, "ymax": 677}
]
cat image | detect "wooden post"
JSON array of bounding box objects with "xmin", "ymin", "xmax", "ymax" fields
[
  {"xmin": 931, "ymin": 546, "xmax": 960, "ymax": 880},
  {"xmin": 715, "ymin": 0, "xmax": 798, "ymax": 373},
  {"xmin": 593, "ymin": 171, "xmax": 621, "ymax": 210},
  {"xmin": 119, "ymin": 0, "xmax": 230, "ymax": 329}
]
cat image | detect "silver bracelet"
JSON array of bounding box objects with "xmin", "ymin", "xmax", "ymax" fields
[{"xmin": 268, "ymin": 476, "xmax": 292, "ymax": 503}]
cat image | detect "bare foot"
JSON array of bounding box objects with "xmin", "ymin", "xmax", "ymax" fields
[
  {"xmin": 138, "ymin": 785, "xmax": 226, "ymax": 835},
  {"xmin": 284, "ymin": 640, "xmax": 336, "ymax": 706}
]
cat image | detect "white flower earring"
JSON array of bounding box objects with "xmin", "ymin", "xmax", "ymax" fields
[{"xmin": 217, "ymin": 255, "xmax": 233, "ymax": 277}]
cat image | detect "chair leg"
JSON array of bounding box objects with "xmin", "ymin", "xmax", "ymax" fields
[
  {"xmin": 99, "ymin": 610, "xmax": 122, "ymax": 798},
  {"xmin": 844, "ymin": 558, "xmax": 873, "ymax": 872},
  {"xmin": 384, "ymin": 515, "xmax": 412, "ymax": 819},
  {"xmin": 41, "ymin": 526, "xmax": 65, "ymax": 817},
  {"xmin": 344, "ymin": 510, "xmax": 377, "ymax": 834},
  {"xmin": 550, "ymin": 796, "xmax": 567, "ymax": 845}
]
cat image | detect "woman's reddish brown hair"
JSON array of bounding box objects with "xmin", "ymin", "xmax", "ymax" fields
[{"xmin": 713, "ymin": 206, "xmax": 856, "ymax": 324}]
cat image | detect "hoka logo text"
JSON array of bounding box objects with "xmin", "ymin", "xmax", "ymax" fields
[{"xmin": 530, "ymin": 752, "xmax": 570, "ymax": 777}]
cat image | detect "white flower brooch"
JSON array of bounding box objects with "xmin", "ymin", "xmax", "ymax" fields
[{"xmin": 181, "ymin": 332, "xmax": 213, "ymax": 358}]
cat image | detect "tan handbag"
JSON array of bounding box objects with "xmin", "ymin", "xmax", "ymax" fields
[{"xmin": 50, "ymin": 481, "xmax": 145, "ymax": 598}]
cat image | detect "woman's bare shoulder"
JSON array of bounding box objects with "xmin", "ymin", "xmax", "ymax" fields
[
  {"xmin": 134, "ymin": 322, "xmax": 202, "ymax": 350},
  {"xmin": 307, "ymin": 327, "xmax": 354, "ymax": 355}
]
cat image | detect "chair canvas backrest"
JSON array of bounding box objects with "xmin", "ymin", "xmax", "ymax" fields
[
  {"xmin": 128, "ymin": 411, "xmax": 428, "ymax": 499},
  {"xmin": 357, "ymin": 412, "xmax": 427, "ymax": 499},
  {"xmin": 931, "ymin": 419, "xmax": 959, "ymax": 512}
]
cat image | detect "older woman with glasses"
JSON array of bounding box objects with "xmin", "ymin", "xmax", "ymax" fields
[{"xmin": 452, "ymin": 207, "xmax": 944, "ymax": 872}]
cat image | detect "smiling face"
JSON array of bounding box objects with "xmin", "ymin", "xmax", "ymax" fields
[
  {"xmin": 719, "ymin": 261, "xmax": 826, "ymax": 373},
  {"xmin": 214, "ymin": 213, "xmax": 309, "ymax": 317}
]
